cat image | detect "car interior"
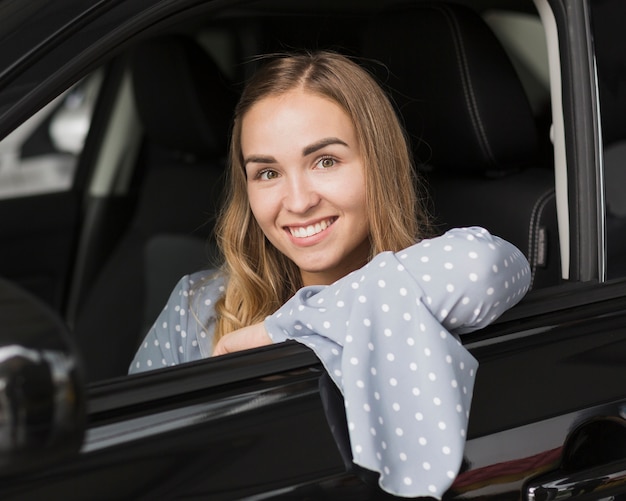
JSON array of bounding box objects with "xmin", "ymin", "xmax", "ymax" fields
[{"xmin": 2, "ymin": 0, "xmax": 562, "ymax": 382}]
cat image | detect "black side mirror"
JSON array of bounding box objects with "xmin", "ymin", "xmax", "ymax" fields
[{"xmin": 0, "ymin": 278, "xmax": 84, "ymax": 474}]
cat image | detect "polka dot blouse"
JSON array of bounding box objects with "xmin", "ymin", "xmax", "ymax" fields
[{"xmin": 130, "ymin": 226, "xmax": 530, "ymax": 499}]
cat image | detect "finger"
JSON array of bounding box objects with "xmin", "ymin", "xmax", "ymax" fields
[{"xmin": 212, "ymin": 340, "xmax": 227, "ymax": 357}]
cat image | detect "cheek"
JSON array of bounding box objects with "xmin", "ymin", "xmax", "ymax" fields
[
  {"xmin": 341, "ymin": 163, "xmax": 367, "ymax": 214},
  {"xmin": 247, "ymin": 188, "xmax": 274, "ymax": 229},
  {"xmin": 352, "ymin": 190, "xmax": 371, "ymax": 235},
  {"xmin": 340, "ymin": 182, "xmax": 368, "ymax": 218}
]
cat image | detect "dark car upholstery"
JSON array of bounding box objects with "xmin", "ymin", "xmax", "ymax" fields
[
  {"xmin": 73, "ymin": 36, "xmax": 235, "ymax": 382},
  {"xmin": 361, "ymin": 2, "xmax": 560, "ymax": 289}
]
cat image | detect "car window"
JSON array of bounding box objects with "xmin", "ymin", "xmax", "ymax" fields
[
  {"xmin": 0, "ymin": 0, "xmax": 569, "ymax": 387},
  {"xmin": 66, "ymin": 0, "xmax": 565, "ymax": 385},
  {"xmin": 590, "ymin": 0, "xmax": 626, "ymax": 280},
  {"xmin": 0, "ymin": 71, "xmax": 102, "ymax": 199}
]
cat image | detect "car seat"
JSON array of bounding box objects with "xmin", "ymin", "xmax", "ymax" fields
[
  {"xmin": 361, "ymin": 2, "xmax": 560, "ymax": 290},
  {"xmin": 73, "ymin": 35, "xmax": 236, "ymax": 382}
]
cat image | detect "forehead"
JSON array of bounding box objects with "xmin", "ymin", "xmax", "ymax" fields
[{"xmin": 240, "ymin": 89, "xmax": 357, "ymax": 151}]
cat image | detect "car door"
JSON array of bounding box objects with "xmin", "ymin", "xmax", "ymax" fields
[
  {"xmin": 2, "ymin": 0, "xmax": 626, "ymax": 500},
  {"xmin": 452, "ymin": 0, "xmax": 626, "ymax": 498}
]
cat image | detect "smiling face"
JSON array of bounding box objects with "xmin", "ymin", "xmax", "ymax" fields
[{"xmin": 242, "ymin": 89, "xmax": 370, "ymax": 286}]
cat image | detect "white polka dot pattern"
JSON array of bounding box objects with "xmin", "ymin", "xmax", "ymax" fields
[
  {"xmin": 264, "ymin": 227, "xmax": 530, "ymax": 498},
  {"xmin": 129, "ymin": 271, "xmax": 223, "ymax": 374}
]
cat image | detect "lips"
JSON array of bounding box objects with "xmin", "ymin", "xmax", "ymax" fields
[{"xmin": 287, "ymin": 217, "xmax": 337, "ymax": 238}]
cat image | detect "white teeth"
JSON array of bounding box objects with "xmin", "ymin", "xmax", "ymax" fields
[{"xmin": 290, "ymin": 218, "xmax": 333, "ymax": 238}]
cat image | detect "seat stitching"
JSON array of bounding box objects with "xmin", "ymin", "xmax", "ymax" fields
[
  {"xmin": 527, "ymin": 188, "xmax": 555, "ymax": 288},
  {"xmin": 440, "ymin": 4, "xmax": 496, "ymax": 166}
]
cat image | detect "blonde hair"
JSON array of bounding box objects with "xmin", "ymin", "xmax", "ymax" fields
[{"xmin": 213, "ymin": 50, "xmax": 429, "ymax": 343}]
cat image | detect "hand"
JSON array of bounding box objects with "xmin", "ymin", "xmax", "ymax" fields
[{"xmin": 212, "ymin": 322, "xmax": 272, "ymax": 356}]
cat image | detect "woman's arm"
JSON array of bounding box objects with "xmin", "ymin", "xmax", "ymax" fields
[
  {"xmin": 259, "ymin": 227, "xmax": 530, "ymax": 498},
  {"xmin": 129, "ymin": 271, "xmax": 222, "ymax": 374},
  {"xmin": 266, "ymin": 226, "xmax": 530, "ymax": 345},
  {"xmin": 213, "ymin": 227, "xmax": 530, "ymax": 355},
  {"xmin": 212, "ymin": 322, "xmax": 271, "ymax": 356}
]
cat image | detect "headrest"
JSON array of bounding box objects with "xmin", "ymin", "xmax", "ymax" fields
[
  {"xmin": 131, "ymin": 35, "xmax": 236, "ymax": 158},
  {"xmin": 362, "ymin": 3, "xmax": 538, "ymax": 175}
]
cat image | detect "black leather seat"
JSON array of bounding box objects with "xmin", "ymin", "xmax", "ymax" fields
[
  {"xmin": 73, "ymin": 36, "xmax": 236, "ymax": 382},
  {"xmin": 362, "ymin": 2, "xmax": 560, "ymax": 289}
]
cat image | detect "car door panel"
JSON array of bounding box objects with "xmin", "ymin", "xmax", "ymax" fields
[
  {"xmin": 3, "ymin": 279, "xmax": 626, "ymax": 499},
  {"xmin": 0, "ymin": 357, "xmax": 347, "ymax": 501},
  {"xmin": 467, "ymin": 281, "xmax": 626, "ymax": 438}
]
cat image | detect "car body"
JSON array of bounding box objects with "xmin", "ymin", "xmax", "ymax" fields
[{"xmin": 0, "ymin": 0, "xmax": 625, "ymax": 499}]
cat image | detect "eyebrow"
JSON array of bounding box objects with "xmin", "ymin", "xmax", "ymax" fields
[
  {"xmin": 302, "ymin": 137, "xmax": 349, "ymax": 156},
  {"xmin": 243, "ymin": 137, "xmax": 349, "ymax": 167},
  {"xmin": 243, "ymin": 155, "xmax": 276, "ymax": 167}
]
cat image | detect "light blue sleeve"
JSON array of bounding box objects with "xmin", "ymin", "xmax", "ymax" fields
[
  {"xmin": 129, "ymin": 271, "xmax": 225, "ymax": 374},
  {"xmin": 263, "ymin": 227, "xmax": 530, "ymax": 499}
]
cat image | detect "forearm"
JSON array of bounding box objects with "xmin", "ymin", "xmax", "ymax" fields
[
  {"xmin": 266, "ymin": 226, "xmax": 531, "ymax": 343},
  {"xmin": 262, "ymin": 227, "xmax": 530, "ymax": 498}
]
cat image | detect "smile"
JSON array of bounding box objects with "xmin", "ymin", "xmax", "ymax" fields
[{"xmin": 288, "ymin": 217, "xmax": 337, "ymax": 238}]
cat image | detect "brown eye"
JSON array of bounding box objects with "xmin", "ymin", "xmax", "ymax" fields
[
  {"xmin": 318, "ymin": 157, "xmax": 336, "ymax": 168},
  {"xmin": 259, "ymin": 169, "xmax": 279, "ymax": 180}
]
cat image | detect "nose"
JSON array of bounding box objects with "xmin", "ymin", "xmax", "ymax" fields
[{"xmin": 282, "ymin": 172, "xmax": 320, "ymax": 214}]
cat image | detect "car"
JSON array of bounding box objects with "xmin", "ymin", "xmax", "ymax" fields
[{"xmin": 0, "ymin": 0, "xmax": 624, "ymax": 499}]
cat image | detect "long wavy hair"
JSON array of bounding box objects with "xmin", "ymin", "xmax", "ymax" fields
[{"xmin": 212, "ymin": 50, "xmax": 429, "ymax": 344}]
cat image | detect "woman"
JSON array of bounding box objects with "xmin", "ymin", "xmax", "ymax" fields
[{"xmin": 130, "ymin": 51, "xmax": 530, "ymax": 498}]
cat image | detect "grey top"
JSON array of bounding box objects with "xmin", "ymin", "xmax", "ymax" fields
[{"xmin": 130, "ymin": 226, "xmax": 531, "ymax": 499}]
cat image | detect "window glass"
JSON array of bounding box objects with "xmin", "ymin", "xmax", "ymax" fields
[
  {"xmin": 590, "ymin": 0, "xmax": 626, "ymax": 279},
  {"xmin": 0, "ymin": 71, "xmax": 102, "ymax": 199}
]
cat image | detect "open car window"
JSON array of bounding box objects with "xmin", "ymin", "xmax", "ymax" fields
[
  {"xmin": 2, "ymin": 0, "xmax": 564, "ymax": 382},
  {"xmin": 0, "ymin": 0, "xmax": 600, "ymax": 387}
]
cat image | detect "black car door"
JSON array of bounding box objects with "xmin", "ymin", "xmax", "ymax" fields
[{"xmin": 2, "ymin": 0, "xmax": 626, "ymax": 499}]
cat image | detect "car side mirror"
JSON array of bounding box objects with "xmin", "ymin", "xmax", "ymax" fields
[{"xmin": 0, "ymin": 278, "xmax": 84, "ymax": 474}]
